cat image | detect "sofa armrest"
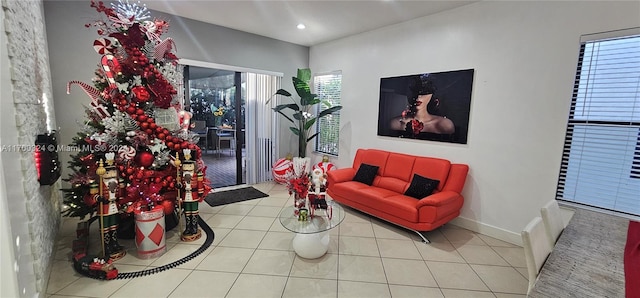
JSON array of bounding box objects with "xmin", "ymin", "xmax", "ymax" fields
[
  {"xmin": 416, "ymin": 191, "xmax": 461, "ymax": 208},
  {"xmin": 326, "ymin": 168, "xmax": 356, "ymax": 185}
]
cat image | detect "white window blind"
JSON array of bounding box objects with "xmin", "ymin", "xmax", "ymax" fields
[
  {"xmin": 313, "ymin": 72, "xmax": 342, "ymax": 156},
  {"xmin": 556, "ymin": 33, "xmax": 640, "ymax": 216}
]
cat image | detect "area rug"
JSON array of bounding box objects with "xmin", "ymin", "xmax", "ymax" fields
[
  {"xmin": 204, "ymin": 186, "xmax": 269, "ymax": 207},
  {"xmin": 625, "ymin": 220, "xmax": 640, "ymax": 298}
]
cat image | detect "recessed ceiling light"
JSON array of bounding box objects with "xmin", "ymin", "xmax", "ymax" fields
[{"xmin": 297, "ymin": 23, "xmax": 306, "ymax": 30}]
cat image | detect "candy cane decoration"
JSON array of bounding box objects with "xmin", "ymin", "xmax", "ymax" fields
[
  {"xmin": 101, "ymin": 54, "xmax": 120, "ymax": 88},
  {"xmin": 153, "ymin": 38, "xmax": 175, "ymax": 61},
  {"xmin": 67, "ymin": 80, "xmax": 101, "ymax": 101},
  {"xmin": 67, "ymin": 81, "xmax": 110, "ymax": 118}
]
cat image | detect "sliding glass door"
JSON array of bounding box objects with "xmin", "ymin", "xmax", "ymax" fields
[{"xmin": 183, "ymin": 63, "xmax": 280, "ymax": 188}]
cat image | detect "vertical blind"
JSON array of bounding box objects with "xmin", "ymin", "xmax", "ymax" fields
[
  {"xmin": 313, "ymin": 72, "xmax": 342, "ymax": 156},
  {"xmin": 556, "ymin": 33, "xmax": 640, "ymax": 216},
  {"xmin": 245, "ymin": 73, "xmax": 281, "ymax": 184}
]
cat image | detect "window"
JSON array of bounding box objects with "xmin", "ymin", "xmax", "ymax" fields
[
  {"xmin": 313, "ymin": 72, "xmax": 342, "ymax": 156},
  {"xmin": 556, "ymin": 31, "xmax": 640, "ymax": 217}
]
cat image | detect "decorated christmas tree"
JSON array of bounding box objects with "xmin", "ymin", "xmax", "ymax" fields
[{"xmin": 62, "ymin": 0, "xmax": 211, "ymax": 221}]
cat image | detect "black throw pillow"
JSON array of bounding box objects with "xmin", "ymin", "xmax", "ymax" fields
[
  {"xmin": 404, "ymin": 174, "xmax": 440, "ymax": 199},
  {"xmin": 353, "ymin": 163, "xmax": 379, "ymax": 185}
]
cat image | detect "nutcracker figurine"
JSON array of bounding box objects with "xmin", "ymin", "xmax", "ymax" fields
[
  {"xmin": 94, "ymin": 153, "xmax": 126, "ymax": 260},
  {"xmin": 177, "ymin": 149, "xmax": 204, "ymax": 242}
]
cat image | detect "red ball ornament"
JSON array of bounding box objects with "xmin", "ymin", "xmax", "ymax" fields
[
  {"xmin": 173, "ymin": 143, "xmax": 181, "ymax": 151},
  {"xmin": 150, "ymin": 123, "xmax": 157, "ymax": 129},
  {"xmin": 145, "ymin": 129, "xmax": 153, "ymax": 135},
  {"xmin": 135, "ymin": 151, "xmax": 155, "ymax": 167},
  {"xmin": 166, "ymin": 142, "xmax": 174, "ymax": 149},
  {"xmin": 138, "ymin": 115, "xmax": 147, "ymax": 122},
  {"xmin": 158, "ymin": 133, "xmax": 166, "ymax": 140},
  {"xmin": 159, "ymin": 200, "xmax": 174, "ymax": 215},
  {"xmin": 136, "ymin": 109, "xmax": 144, "ymax": 115},
  {"xmin": 126, "ymin": 106, "xmax": 136, "ymax": 114}
]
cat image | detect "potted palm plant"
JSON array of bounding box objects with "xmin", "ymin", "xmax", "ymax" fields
[{"xmin": 268, "ymin": 68, "xmax": 342, "ymax": 158}]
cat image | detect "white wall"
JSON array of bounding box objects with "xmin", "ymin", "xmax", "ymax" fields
[
  {"xmin": 310, "ymin": 1, "xmax": 640, "ymax": 244},
  {"xmin": 2, "ymin": 0, "xmax": 61, "ymax": 295},
  {"xmin": 43, "ymin": 1, "xmax": 310, "ymax": 174}
]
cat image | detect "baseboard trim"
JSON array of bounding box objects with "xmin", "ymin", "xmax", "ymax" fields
[{"xmin": 448, "ymin": 216, "xmax": 522, "ymax": 246}]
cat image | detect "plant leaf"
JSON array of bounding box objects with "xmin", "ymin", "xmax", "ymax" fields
[
  {"xmin": 273, "ymin": 109, "xmax": 294, "ymax": 123},
  {"xmin": 318, "ymin": 106, "xmax": 342, "ymax": 118},
  {"xmin": 297, "ymin": 68, "xmax": 311, "ymax": 83},
  {"xmin": 304, "ymin": 118, "xmax": 317, "ymax": 130},
  {"xmin": 289, "ymin": 127, "xmax": 300, "ymax": 136},
  {"xmin": 275, "ymin": 89, "xmax": 292, "ymax": 97},
  {"xmin": 307, "ymin": 132, "xmax": 319, "ymax": 142},
  {"xmin": 273, "ymin": 103, "xmax": 299, "ymax": 112},
  {"xmin": 293, "ymin": 77, "xmax": 311, "ymax": 99}
]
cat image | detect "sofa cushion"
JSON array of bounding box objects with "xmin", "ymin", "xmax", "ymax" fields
[
  {"xmin": 412, "ymin": 158, "xmax": 451, "ymax": 192},
  {"xmin": 377, "ymin": 176, "xmax": 409, "ymax": 194},
  {"xmin": 404, "ymin": 174, "xmax": 440, "ymax": 199},
  {"xmin": 353, "ymin": 163, "xmax": 379, "ymax": 185},
  {"xmin": 354, "ymin": 149, "xmax": 389, "ymax": 174},
  {"xmin": 383, "ymin": 153, "xmax": 416, "ymax": 182}
]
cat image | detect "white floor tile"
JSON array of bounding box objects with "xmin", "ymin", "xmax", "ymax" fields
[
  {"xmin": 338, "ymin": 255, "xmax": 386, "ymax": 283},
  {"xmin": 337, "ymin": 280, "xmax": 391, "ymax": 298},
  {"xmin": 110, "ymin": 268, "xmax": 191, "ymax": 298},
  {"xmin": 382, "ymin": 258, "xmax": 438, "ymax": 287},
  {"xmin": 426, "ymin": 261, "xmax": 489, "ymax": 291},
  {"xmin": 168, "ymin": 270, "xmax": 238, "ymax": 298},
  {"xmin": 376, "ymin": 238, "xmax": 423, "ymax": 260},
  {"xmin": 290, "ymin": 253, "xmax": 339, "ymax": 279},
  {"xmin": 242, "ymin": 249, "xmax": 295, "ymax": 276},
  {"xmin": 389, "ymin": 285, "xmax": 444, "ymax": 298},
  {"xmin": 282, "ymin": 277, "xmax": 338, "ymax": 298},
  {"xmin": 471, "ymin": 264, "xmax": 528, "ymax": 294},
  {"xmin": 225, "ymin": 273, "xmax": 287, "ymax": 298},
  {"xmin": 196, "ymin": 246, "xmax": 254, "ymax": 272}
]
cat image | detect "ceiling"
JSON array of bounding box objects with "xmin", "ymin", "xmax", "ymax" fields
[{"xmin": 144, "ymin": 1, "xmax": 477, "ymax": 47}]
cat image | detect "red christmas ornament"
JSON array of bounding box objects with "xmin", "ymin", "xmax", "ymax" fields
[
  {"xmin": 159, "ymin": 200, "xmax": 175, "ymax": 215},
  {"xmin": 135, "ymin": 151, "xmax": 154, "ymax": 167}
]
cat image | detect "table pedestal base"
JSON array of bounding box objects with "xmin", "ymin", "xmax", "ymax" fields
[{"xmin": 292, "ymin": 232, "xmax": 329, "ymax": 259}]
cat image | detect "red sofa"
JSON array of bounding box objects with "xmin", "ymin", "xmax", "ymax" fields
[{"xmin": 326, "ymin": 149, "xmax": 469, "ymax": 243}]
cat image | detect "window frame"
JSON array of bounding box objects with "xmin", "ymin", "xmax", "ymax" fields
[
  {"xmin": 555, "ymin": 29, "xmax": 640, "ymax": 219},
  {"xmin": 312, "ymin": 71, "xmax": 342, "ymax": 156}
]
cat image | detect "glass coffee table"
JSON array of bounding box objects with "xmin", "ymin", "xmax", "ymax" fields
[{"xmin": 278, "ymin": 200, "xmax": 345, "ymax": 259}]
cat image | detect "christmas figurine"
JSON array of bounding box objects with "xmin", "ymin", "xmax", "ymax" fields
[
  {"xmin": 95, "ymin": 153, "xmax": 126, "ymax": 261},
  {"xmin": 177, "ymin": 149, "xmax": 204, "ymax": 242},
  {"xmin": 308, "ymin": 168, "xmax": 328, "ymax": 210}
]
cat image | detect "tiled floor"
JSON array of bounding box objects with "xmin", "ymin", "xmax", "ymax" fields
[{"xmin": 47, "ymin": 182, "xmax": 529, "ymax": 298}]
